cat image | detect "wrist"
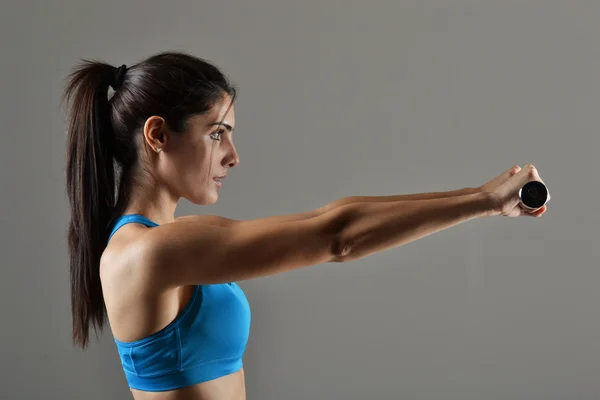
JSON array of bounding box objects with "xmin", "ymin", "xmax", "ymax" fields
[{"xmin": 475, "ymin": 191, "xmax": 499, "ymax": 217}]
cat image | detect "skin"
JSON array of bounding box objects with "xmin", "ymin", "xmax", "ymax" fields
[{"xmin": 100, "ymin": 94, "xmax": 548, "ymax": 399}]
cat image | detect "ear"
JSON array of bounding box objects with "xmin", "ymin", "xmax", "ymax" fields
[{"xmin": 143, "ymin": 116, "xmax": 169, "ymax": 153}]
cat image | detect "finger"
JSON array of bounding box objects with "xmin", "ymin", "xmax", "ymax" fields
[
  {"xmin": 526, "ymin": 204, "xmax": 547, "ymax": 217},
  {"xmin": 534, "ymin": 205, "xmax": 547, "ymax": 216},
  {"xmin": 490, "ymin": 165, "xmax": 521, "ymax": 188},
  {"xmin": 503, "ymin": 165, "xmax": 521, "ymax": 179},
  {"xmin": 513, "ymin": 164, "xmax": 543, "ymax": 188}
]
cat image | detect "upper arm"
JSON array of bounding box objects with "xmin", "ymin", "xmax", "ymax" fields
[
  {"xmin": 138, "ymin": 208, "xmax": 344, "ymax": 290},
  {"xmin": 175, "ymin": 207, "xmax": 324, "ymax": 228}
]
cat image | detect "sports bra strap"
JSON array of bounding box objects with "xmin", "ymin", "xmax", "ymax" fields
[{"xmin": 108, "ymin": 214, "xmax": 159, "ymax": 242}]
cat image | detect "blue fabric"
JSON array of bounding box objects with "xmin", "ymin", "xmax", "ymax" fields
[{"xmin": 107, "ymin": 214, "xmax": 251, "ymax": 392}]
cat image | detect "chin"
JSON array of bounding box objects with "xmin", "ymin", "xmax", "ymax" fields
[{"xmin": 187, "ymin": 192, "xmax": 218, "ymax": 206}]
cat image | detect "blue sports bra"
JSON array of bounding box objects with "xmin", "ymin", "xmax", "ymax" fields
[{"xmin": 107, "ymin": 214, "xmax": 252, "ymax": 392}]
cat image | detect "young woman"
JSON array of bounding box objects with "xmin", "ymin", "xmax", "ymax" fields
[{"xmin": 63, "ymin": 51, "xmax": 547, "ymax": 400}]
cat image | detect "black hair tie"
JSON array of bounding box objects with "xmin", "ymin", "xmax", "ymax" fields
[{"xmin": 108, "ymin": 64, "xmax": 127, "ymax": 90}]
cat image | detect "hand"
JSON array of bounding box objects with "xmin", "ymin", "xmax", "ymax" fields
[
  {"xmin": 479, "ymin": 165, "xmax": 549, "ymax": 217},
  {"xmin": 478, "ymin": 165, "xmax": 520, "ymax": 194}
]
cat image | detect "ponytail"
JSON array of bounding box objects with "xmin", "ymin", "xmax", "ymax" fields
[{"xmin": 63, "ymin": 60, "xmax": 122, "ymax": 348}]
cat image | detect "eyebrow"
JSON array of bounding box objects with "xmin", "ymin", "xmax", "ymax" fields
[{"xmin": 208, "ymin": 122, "xmax": 234, "ymax": 132}]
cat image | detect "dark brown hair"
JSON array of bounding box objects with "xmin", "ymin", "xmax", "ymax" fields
[{"xmin": 62, "ymin": 51, "xmax": 237, "ymax": 348}]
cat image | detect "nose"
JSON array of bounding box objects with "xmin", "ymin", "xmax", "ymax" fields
[{"xmin": 224, "ymin": 143, "xmax": 240, "ymax": 168}]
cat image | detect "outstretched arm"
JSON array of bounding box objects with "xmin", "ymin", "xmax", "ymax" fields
[
  {"xmin": 139, "ymin": 190, "xmax": 492, "ymax": 288},
  {"xmin": 181, "ymin": 187, "xmax": 479, "ymax": 227}
]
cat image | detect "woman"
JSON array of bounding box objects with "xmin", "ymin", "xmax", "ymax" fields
[{"xmin": 63, "ymin": 51, "xmax": 547, "ymax": 400}]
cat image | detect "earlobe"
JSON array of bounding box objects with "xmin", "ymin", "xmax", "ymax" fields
[{"xmin": 143, "ymin": 115, "xmax": 169, "ymax": 153}]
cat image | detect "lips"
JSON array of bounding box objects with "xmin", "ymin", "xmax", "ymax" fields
[{"xmin": 213, "ymin": 175, "xmax": 225, "ymax": 187}]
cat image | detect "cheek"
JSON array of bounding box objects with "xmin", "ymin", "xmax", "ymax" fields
[
  {"xmin": 184, "ymin": 142, "xmax": 212, "ymax": 175},
  {"xmin": 170, "ymin": 138, "xmax": 215, "ymax": 185},
  {"xmin": 189, "ymin": 153, "xmax": 214, "ymax": 184}
]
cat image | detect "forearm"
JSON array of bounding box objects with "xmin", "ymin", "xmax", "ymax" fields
[
  {"xmin": 332, "ymin": 191, "xmax": 491, "ymax": 262},
  {"xmin": 318, "ymin": 187, "xmax": 479, "ymax": 214}
]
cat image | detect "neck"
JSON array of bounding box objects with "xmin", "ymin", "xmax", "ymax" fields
[{"xmin": 122, "ymin": 176, "xmax": 178, "ymax": 226}]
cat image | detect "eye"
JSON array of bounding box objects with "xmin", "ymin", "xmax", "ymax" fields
[{"xmin": 209, "ymin": 129, "xmax": 224, "ymax": 141}]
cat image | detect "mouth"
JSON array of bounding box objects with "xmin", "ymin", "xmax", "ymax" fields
[{"xmin": 213, "ymin": 175, "xmax": 226, "ymax": 187}]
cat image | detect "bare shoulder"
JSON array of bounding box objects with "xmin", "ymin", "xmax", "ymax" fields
[
  {"xmin": 99, "ymin": 216, "xmax": 228, "ymax": 293},
  {"xmin": 99, "ymin": 222, "xmax": 162, "ymax": 293}
]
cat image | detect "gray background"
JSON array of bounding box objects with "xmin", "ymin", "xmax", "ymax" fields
[{"xmin": 0, "ymin": 1, "xmax": 596, "ymax": 399}]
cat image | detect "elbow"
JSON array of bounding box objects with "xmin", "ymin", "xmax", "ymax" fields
[
  {"xmin": 330, "ymin": 235, "xmax": 353, "ymax": 263},
  {"xmin": 326, "ymin": 203, "xmax": 360, "ymax": 263}
]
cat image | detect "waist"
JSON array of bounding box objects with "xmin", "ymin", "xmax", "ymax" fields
[{"xmin": 131, "ymin": 367, "xmax": 246, "ymax": 400}]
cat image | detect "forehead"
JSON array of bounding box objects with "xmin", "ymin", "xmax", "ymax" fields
[
  {"xmin": 188, "ymin": 95, "xmax": 235, "ymax": 129},
  {"xmin": 213, "ymin": 95, "xmax": 235, "ymax": 124}
]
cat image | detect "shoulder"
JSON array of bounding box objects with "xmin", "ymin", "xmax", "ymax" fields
[
  {"xmin": 100, "ymin": 215, "xmax": 231, "ymax": 290},
  {"xmin": 100, "ymin": 223, "xmax": 160, "ymax": 292}
]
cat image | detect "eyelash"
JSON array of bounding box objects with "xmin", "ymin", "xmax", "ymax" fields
[{"xmin": 209, "ymin": 129, "xmax": 225, "ymax": 141}]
